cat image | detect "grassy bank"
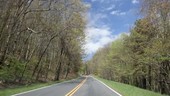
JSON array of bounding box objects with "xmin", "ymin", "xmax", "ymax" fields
[
  {"xmin": 95, "ymin": 76, "xmax": 167, "ymax": 96},
  {"xmin": 0, "ymin": 80, "xmax": 63, "ymax": 96}
]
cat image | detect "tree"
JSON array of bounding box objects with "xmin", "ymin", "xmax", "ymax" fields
[{"xmin": 0, "ymin": 0, "xmax": 87, "ymax": 86}]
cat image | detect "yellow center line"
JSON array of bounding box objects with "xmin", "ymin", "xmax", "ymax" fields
[{"xmin": 65, "ymin": 77, "xmax": 87, "ymax": 96}]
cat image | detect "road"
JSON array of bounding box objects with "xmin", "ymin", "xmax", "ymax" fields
[{"xmin": 13, "ymin": 76, "xmax": 121, "ymax": 96}]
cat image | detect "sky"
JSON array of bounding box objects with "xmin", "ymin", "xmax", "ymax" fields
[{"xmin": 83, "ymin": 0, "xmax": 140, "ymax": 60}]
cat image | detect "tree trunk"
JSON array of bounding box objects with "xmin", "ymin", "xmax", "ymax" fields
[
  {"xmin": 55, "ymin": 47, "xmax": 64, "ymax": 81},
  {"xmin": 65, "ymin": 62, "xmax": 70, "ymax": 79},
  {"xmin": 32, "ymin": 37, "xmax": 53, "ymax": 79}
]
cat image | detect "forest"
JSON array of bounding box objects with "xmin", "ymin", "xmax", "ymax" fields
[
  {"xmin": 87, "ymin": 0, "xmax": 170, "ymax": 95},
  {"xmin": 0, "ymin": 0, "xmax": 86, "ymax": 86},
  {"xmin": 0, "ymin": 0, "xmax": 170, "ymax": 95}
]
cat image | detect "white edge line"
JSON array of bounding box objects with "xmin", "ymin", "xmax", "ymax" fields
[
  {"xmin": 92, "ymin": 76, "xmax": 122, "ymax": 96},
  {"xmin": 11, "ymin": 77, "xmax": 80, "ymax": 96}
]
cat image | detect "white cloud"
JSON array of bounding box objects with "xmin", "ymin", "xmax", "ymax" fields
[
  {"xmin": 120, "ymin": 12, "xmax": 126, "ymax": 15},
  {"xmin": 132, "ymin": 0, "xmax": 139, "ymax": 4},
  {"xmin": 84, "ymin": 12, "xmax": 116, "ymax": 54},
  {"xmin": 110, "ymin": 10, "xmax": 126, "ymax": 16},
  {"xmin": 84, "ymin": 3, "xmax": 91, "ymax": 8},
  {"xmin": 110, "ymin": 10, "xmax": 119, "ymax": 15},
  {"xmin": 106, "ymin": 5, "xmax": 116, "ymax": 11},
  {"xmin": 87, "ymin": 13, "xmax": 107, "ymax": 27},
  {"xmin": 84, "ymin": 8, "xmax": 122, "ymax": 55},
  {"xmin": 84, "ymin": 27, "xmax": 118, "ymax": 54}
]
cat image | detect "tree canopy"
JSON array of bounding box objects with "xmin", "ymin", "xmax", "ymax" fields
[
  {"xmin": 0, "ymin": 0, "xmax": 87, "ymax": 85},
  {"xmin": 87, "ymin": 0, "xmax": 170, "ymax": 95}
]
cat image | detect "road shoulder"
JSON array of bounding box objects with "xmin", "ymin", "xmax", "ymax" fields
[{"xmin": 92, "ymin": 76, "xmax": 122, "ymax": 96}]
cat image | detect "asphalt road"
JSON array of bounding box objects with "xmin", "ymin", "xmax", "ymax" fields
[{"xmin": 13, "ymin": 76, "xmax": 121, "ymax": 96}]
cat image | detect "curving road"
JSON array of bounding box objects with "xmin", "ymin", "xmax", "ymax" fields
[{"xmin": 12, "ymin": 76, "xmax": 121, "ymax": 96}]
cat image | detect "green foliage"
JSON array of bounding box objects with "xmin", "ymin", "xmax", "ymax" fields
[
  {"xmin": 0, "ymin": 0, "xmax": 86, "ymax": 84},
  {"xmin": 88, "ymin": 16, "xmax": 170, "ymax": 95},
  {"xmin": 0, "ymin": 57, "xmax": 24, "ymax": 82}
]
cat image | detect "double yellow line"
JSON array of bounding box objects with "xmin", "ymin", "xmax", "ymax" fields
[{"xmin": 65, "ymin": 78, "xmax": 87, "ymax": 96}]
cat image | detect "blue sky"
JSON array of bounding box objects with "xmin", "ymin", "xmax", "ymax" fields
[{"xmin": 83, "ymin": 0, "xmax": 140, "ymax": 60}]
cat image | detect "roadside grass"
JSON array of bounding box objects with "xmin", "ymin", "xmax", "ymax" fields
[
  {"xmin": 95, "ymin": 76, "xmax": 167, "ymax": 96},
  {"xmin": 0, "ymin": 80, "xmax": 63, "ymax": 96}
]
